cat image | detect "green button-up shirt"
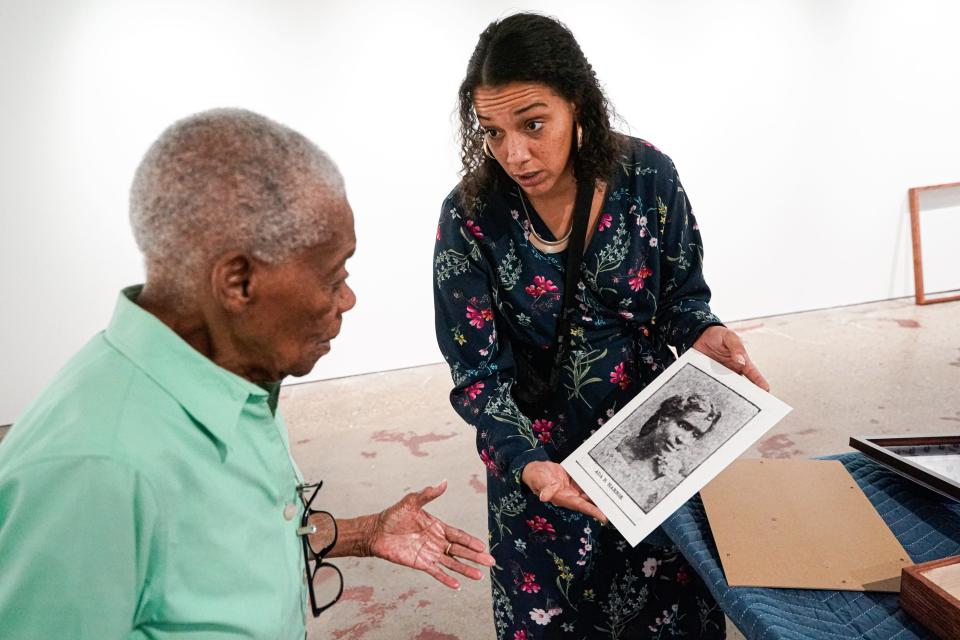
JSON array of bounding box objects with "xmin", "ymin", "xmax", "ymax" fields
[{"xmin": 0, "ymin": 287, "xmax": 308, "ymax": 638}]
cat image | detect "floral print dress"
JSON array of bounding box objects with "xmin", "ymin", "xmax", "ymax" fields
[{"xmin": 433, "ymin": 137, "xmax": 726, "ymax": 639}]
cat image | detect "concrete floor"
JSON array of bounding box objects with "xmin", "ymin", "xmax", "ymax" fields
[
  {"xmin": 1, "ymin": 297, "xmax": 957, "ymax": 638},
  {"xmin": 279, "ymin": 297, "xmax": 960, "ymax": 639}
]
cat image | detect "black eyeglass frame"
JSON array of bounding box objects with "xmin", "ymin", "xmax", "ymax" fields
[{"xmin": 296, "ymin": 481, "xmax": 344, "ymax": 617}]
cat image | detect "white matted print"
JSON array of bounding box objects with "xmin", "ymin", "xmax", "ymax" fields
[{"xmin": 562, "ymin": 349, "xmax": 792, "ymax": 546}]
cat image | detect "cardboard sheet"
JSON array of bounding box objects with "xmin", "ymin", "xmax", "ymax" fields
[{"xmin": 700, "ymin": 458, "xmax": 912, "ymax": 592}]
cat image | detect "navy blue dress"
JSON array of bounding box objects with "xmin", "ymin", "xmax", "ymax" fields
[{"xmin": 434, "ymin": 137, "xmax": 726, "ymax": 639}]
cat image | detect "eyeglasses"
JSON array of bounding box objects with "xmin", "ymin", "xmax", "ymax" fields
[{"xmin": 296, "ymin": 481, "xmax": 344, "ymax": 617}]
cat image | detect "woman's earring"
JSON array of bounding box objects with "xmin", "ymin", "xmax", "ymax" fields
[
  {"xmin": 483, "ymin": 139, "xmax": 495, "ymax": 159},
  {"xmin": 576, "ymin": 123, "xmax": 583, "ymax": 150}
]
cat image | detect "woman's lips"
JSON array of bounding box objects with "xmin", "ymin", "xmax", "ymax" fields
[{"xmin": 515, "ymin": 171, "xmax": 544, "ymax": 188}]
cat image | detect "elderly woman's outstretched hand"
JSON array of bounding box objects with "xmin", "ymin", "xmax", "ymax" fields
[
  {"xmin": 521, "ymin": 460, "xmax": 608, "ymax": 524},
  {"xmin": 693, "ymin": 325, "xmax": 770, "ymax": 391},
  {"xmin": 366, "ymin": 480, "xmax": 495, "ymax": 589}
]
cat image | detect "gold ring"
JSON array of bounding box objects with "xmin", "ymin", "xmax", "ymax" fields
[{"xmin": 444, "ymin": 542, "xmax": 453, "ymax": 555}]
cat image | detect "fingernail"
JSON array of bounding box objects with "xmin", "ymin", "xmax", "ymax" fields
[{"xmin": 736, "ymin": 354, "xmax": 746, "ymax": 366}]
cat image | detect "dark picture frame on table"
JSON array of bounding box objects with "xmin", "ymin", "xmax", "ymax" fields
[{"xmin": 849, "ymin": 435, "xmax": 960, "ymax": 503}]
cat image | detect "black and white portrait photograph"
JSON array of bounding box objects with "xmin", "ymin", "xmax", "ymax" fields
[
  {"xmin": 588, "ymin": 364, "xmax": 760, "ymax": 513},
  {"xmin": 564, "ymin": 349, "xmax": 791, "ymax": 546}
]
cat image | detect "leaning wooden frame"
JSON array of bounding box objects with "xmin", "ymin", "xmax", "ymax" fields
[
  {"xmin": 849, "ymin": 435, "xmax": 960, "ymax": 503},
  {"xmin": 908, "ymin": 181, "xmax": 960, "ymax": 305}
]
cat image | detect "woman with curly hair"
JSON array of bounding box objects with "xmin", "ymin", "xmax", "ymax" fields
[{"xmin": 433, "ymin": 13, "xmax": 767, "ymax": 638}]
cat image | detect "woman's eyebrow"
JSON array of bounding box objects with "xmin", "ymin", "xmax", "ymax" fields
[
  {"xmin": 476, "ymin": 102, "xmax": 548, "ymax": 121},
  {"xmin": 514, "ymin": 102, "xmax": 548, "ymax": 115}
]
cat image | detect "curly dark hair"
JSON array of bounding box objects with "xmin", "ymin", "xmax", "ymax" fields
[{"xmin": 456, "ymin": 13, "xmax": 622, "ymax": 208}]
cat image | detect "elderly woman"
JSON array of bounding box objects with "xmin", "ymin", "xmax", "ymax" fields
[{"xmin": 433, "ymin": 13, "xmax": 767, "ymax": 639}]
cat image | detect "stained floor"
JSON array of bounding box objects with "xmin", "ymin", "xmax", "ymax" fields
[
  {"xmin": 1, "ymin": 297, "xmax": 957, "ymax": 639},
  {"xmin": 280, "ymin": 297, "xmax": 960, "ymax": 639}
]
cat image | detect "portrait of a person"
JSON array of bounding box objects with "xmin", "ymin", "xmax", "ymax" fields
[
  {"xmin": 615, "ymin": 393, "xmax": 722, "ymax": 511},
  {"xmin": 617, "ymin": 393, "xmax": 722, "ymax": 472}
]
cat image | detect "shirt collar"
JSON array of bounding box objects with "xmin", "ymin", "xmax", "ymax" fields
[{"xmin": 105, "ymin": 285, "xmax": 273, "ymax": 447}]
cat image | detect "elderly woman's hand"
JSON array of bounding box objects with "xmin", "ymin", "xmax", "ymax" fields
[
  {"xmin": 692, "ymin": 325, "xmax": 770, "ymax": 391},
  {"xmin": 521, "ymin": 460, "xmax": 608, "ymax": 523},
  {"xmin": 365, "ymin": 480, "xmax": 495, "ymax": 589}
]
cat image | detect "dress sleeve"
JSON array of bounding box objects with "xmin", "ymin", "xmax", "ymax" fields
[
  {"xmin": 0, "ymin": 456, "xmax": 162, "ymax": 638},
  {"xmin": 654, "ymin": 160, "xmax": 724, "ymax": 353},
  {"xmin": 433, "ymin": 198, "xmax": 550, "ymax": 480}
]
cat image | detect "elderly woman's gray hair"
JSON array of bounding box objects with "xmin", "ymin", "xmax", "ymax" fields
[{"xmin": 130, "ymin": 108, "xmax": 345, "ymax": 294}]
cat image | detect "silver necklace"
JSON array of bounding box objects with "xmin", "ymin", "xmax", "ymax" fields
[{"xmin": 518, "ymin": 189, "xmax": 571, "ymax": 254}]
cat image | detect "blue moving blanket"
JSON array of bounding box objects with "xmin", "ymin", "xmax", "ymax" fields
[{"xmin": 662, "ymin": 452, "xmax": 960, "ymax": 639}]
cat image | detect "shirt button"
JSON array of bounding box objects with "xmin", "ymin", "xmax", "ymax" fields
[{"xmin": 283, "ymin": 502, "xmax": 298, "ymax": 521}]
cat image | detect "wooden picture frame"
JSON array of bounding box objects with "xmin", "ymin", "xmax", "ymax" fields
[
  {"xmin": 908, "ymin": 181, "xmax": 960, "ymax": 305},
  {"xmin": 849, "ymin": 435, "xmax": 960, "ymax": 503},
  {"xmin": 900, "ymin": 555, "xmax": 960, "ymax": 639}
]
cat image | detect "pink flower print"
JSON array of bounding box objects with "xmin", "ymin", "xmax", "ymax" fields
[
  {"xmin": 540, "ymin": 277, "xmax": 559, "ymax": 293},
  {"xmin": 436, "ymin": 225, "xmax": 441, "ymax": 240},
  {"xmin": 610, "ymin": 362, "xmax": 631, "ymax": 390},
  {"xmin": 480, "ymin": 447, "xmax": 499, "ymax": 475},
  {"xmin": 531, "ymin": 418, "xmax": 555, "ymax": 444},
  {"xmin": 597, "ymin": 213, "xmax": 612, "ymax": 231},
  {"xmin": 693, "ymin": 223, "xmax": 700, "ymax": 231},
  {"xmin": 524, "ymin": 275, "xmax": 559, "ymax": 298},
  {"xmin": 526, "ymin": 516, "xmax": 557, "ymax": 539},
  {"xmin": 628, "ymin": 265, "xmax": 653, "ymax": 292},
  {"xmin": 642, "ymin": 557, "xmax": 660, "ymax": 578},
  {"xmin": 466, "ymin": 305, "xmax": 493, "ymax": 329},
  {"xmin": 519, "ymin": 571, "xmax": 541, "ymax": 593},
  {"xmin": 465, "ymin": 219, "xmax": 484, "ymax": 240},
  {"xmin": 530, "ymin": 608, "xmax": 552, "ymax": 625},
  {"xmin": 465, "ymin": 381, "xmax": 485, "ymax": 401},
  {"xmin": 514, "ymin": 632, "xmax": 529, "ymax": 640},
  {"xmin": 649, "ymin": 237, "xmax": 658, "ymax": 247},
  {"xmin": 529, "ymin": 606, "xmax": 562, "ymax": 625}
]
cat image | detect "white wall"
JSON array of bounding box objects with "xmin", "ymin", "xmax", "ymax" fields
[{"xmin": 2, "ymin": 0, "xmax": 959, "ymax": 425}]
